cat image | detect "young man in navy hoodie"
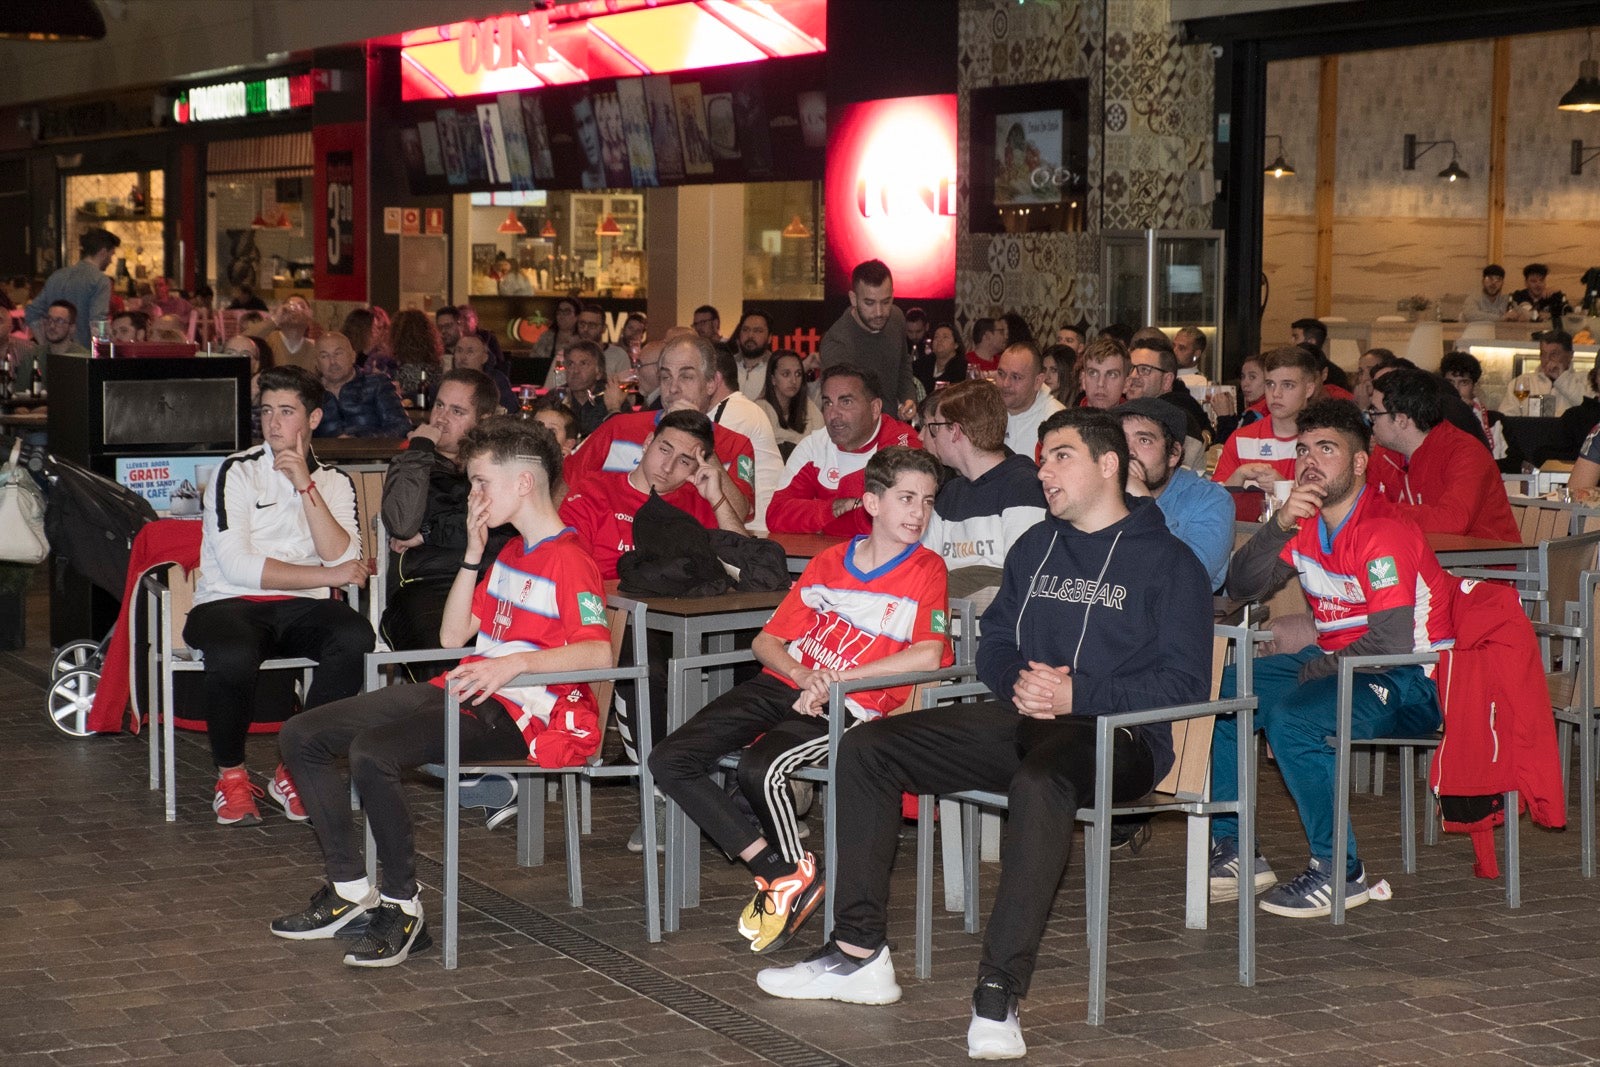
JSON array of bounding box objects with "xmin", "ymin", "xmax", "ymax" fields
[{"xmin": 755, "ymin": 408, "xmax": 1213, "ymax": 1060}]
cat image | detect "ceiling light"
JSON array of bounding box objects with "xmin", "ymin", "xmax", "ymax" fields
[
  {"xmin": 781, "ymin": 214, "xmax": 812, "ymax": 238},
  {"xmin": 497, "ymin": 209, "xmax": 526, "ymax": 235},
  {"xmin": 594, "ymin": 214, "xmax": 622, "ymax": 237},
  {"xmin": 1559, "ymin": 30, "xmax": 1600, "ymax": 112},
  {"xmin": 539, "ymin": 218, "xmax": 557, "ymax": 238},
  {"xmin": 1263, "ymin": 134, "xmax": 1295, "ymax": 178}
]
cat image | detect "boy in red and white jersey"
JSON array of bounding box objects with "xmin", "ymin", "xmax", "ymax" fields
[
  {"xmin": 650, "ymin": 446, "xmax": 952, "ymax": 954},
  {"xmin": 1212, "ymin": 345, "xmax": 1318, "ymax": 487},
  {"xmin": 270, "ymin": 418, "xmax": 612, "ymax": 967},
  {"xmin": 559, "ymin": 408, "xmax": 749, "ymax": 580}
]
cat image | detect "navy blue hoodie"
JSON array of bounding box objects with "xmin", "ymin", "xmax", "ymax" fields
[{"xmin": 975, "ymin": 495, "xmax": 1213, "ymax": 780}]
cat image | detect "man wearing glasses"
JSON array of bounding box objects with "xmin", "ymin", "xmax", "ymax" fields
[
  {"xmin": 15, "ymin": 300, "xmax": 88, "ymax": 390},
  {"xmin": 1366, "ymin": 367, "xmax": 1521, "ymax": 542},
  {"xmin": 920, "ymin": 380, "xmax": 1046, "ymax": 610},
  {"xmin": 1122, "ymin": 332, "xmax": 1212, "ymax": 453}
]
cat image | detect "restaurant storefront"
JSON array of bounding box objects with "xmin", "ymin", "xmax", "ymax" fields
[{"xmin": 365, "ymin": 0, "xmax": 960, "ymax": 359}]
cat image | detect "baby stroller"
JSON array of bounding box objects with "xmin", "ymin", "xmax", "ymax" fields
[{"xmin": 33, "ymin": 445, "xmax": 158, "ymax": 736}]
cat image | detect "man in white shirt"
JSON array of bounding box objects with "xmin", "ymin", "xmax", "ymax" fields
[
  {"xmin": 994, "ymin": 342, "xmax": 1064, "ymax": 457},
  {"xmin": 703, "ymin": 344, "xmax": 784, "ymax": 531},
  {"xmin": 735, "ymin": 310, "xmax": 774, "ymax": 400},
  {"xmin": 1499, "ymin": 331, "xmax": 1589, "ymax": 417},
  {"xmin": 186, "ymin": 365, "xmax": 374, "ymax": 828}
]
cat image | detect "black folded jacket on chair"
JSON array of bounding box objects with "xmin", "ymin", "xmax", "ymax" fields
[{"xmin": 616, "ymin": 491, "xmax": 792, "ymax": 598}]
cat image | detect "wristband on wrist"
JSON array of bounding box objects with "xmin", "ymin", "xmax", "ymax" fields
[{"xmin": 460, "ymin": 560, "xmax": 482, "ymax": 572}]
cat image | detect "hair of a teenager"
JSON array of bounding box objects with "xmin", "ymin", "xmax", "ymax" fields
[{"xmin": 862, "ymin": 444, "xmax": 941, "ymax": 496}]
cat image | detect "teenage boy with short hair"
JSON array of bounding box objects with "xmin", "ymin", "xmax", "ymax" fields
[
  {"xmin": 187, "ymin": 365, "xmax": 374, "ymax": 827},
  {"xmin": 649, "ymin": 446, "xmax": 953, "ymax": 954},
  {"xmin": 1212, "ymin": 345, "xmax": 1319, "ymax": 487},
  {"xmin": 271, "ymin": 419, "xmax": 613, "ymax": 967}
]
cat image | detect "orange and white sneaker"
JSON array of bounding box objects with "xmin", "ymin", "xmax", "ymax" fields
[
  {"xmin": 747, "ymin": 852, "xmax": 825, "ymax": 954},
  {"xmin": 268, "ymin": 763, "xmax": 309, "ymax": 822},
  {"xmin": 214, "ymin": 768, "xmax": 264, "ymax": 826}
]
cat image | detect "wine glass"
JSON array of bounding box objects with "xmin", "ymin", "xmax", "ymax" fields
[{"xmin": 1513, "ymin": 382, "xmax": 1531, "ymax": 414}]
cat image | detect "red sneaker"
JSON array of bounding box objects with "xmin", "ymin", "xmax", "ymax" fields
[
  {"xmin": 268, "ymin": 764, "xmax": 309, "ymax": 822},
  {"xmin": 214, "ymin": 768, "xmax": 263, "ymax": 826}
]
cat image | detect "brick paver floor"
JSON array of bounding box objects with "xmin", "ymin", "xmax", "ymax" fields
[{"xmin": 4, "ymin": 579, "xmax": 1599, "ymax": 1065}]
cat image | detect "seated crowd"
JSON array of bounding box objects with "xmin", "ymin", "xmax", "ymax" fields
[{"xmin": 139, "ymin": 259, "xmax": 1550, "ymax": 1061}]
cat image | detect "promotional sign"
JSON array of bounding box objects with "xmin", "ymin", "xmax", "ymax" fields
[
  {"xmin": 313, "ymin": 123, "xmax": 367, "ymax": 301},
  {"xmin": 115, "ymin": 457, "xmax": 214, "ymax": 513},
  {"xmin": 825, "ymin": 94, "xmax": 957, "ymax": 300}
]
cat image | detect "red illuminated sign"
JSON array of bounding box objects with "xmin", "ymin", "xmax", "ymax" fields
[
  {"xmin": 825, "ymin": 94, "xmax": 957, "ymax": 300},
  {"xmin": 399, "ymin": 0, "xmax": 826, "ymax": 101}
]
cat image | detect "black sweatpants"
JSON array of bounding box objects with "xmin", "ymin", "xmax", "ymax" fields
[
  {"xmin": 184, "ymin": 597, "xmax": 374, "ymax": 767},
  {"xmin": 830, "ymin": 702, "xmax": 1155, "ymax": 995},
  {"xmin": 648, "ymin": 673, "xmax": 830, "ymax": 864},
  {"xmin": 277, "ymin": 684, "xmax": 528, "ymax": 900}
]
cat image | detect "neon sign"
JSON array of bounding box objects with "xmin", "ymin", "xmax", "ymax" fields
[
  {"xmin": 398, "ymin": 0, "xmax": 826, "ymax": 101},
  {"xmin": 172, "ymin": 74, "xmax": 314, "ymax": 124},
  {"xmin": 826, "ymin": 94, "xmax": 957, "ymax": 299}
]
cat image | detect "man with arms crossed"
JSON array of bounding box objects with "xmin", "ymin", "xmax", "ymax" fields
[
  {"xmin": 757, "ymin": 409, "xmax": 1211, "ymax": 1061},
  {"xmin": 820, "ymin": 258, "xmax": 917, "ymax": 421},
  {"xmin": 1209, "ymin": 400, "xmax": 1455, "ymax": 918}
]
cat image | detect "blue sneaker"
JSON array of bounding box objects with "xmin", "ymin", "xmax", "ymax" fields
[
  {"xmin": 419, "ymin": 767, "xmax": 518, "ymax": 829},
  {"xmin": 1208, "ymin": 837, "xmax": 1277, "ymax": 903},
  {"xmin": 1258, "ymin": 855, "xmax": 1369, "ymax": 918}
]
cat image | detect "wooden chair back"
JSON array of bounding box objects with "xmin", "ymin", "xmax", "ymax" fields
[
  {"xmin": 166, "ymin": 566, "xmax": 200, "ymax": 653},
  {"xmin": 589, "ymin": 606, "xmax": 633, "ymax": 742},
  {"xmin": 1154, "ymin": 630, "xmax": 1230, "ymax": 800},
  {"xmin": 1542, "ymin": 532, "xmax": 1600, "ymax": 624}
]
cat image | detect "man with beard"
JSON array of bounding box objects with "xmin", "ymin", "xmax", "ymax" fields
[
  {"xmin": 735, "ymin": 310, "xmax": 775, "ymax": 400},
  {"xmin": 1209, "ymin": 399, "xmax": 1455, "ymax": 918},
  {"xmin": 820, "ymin": 259, "xmax": 916, "ymax": 421},
  {"xmin": 1113, "ymin": 398, "xmax": 1231, "ymax": 592}
]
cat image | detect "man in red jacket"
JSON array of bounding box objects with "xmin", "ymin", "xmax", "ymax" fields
[
  {"xmin": 1366, "ymin": 368, "xmax": 1521, "ymax": 543},
  {"xmin": 766, "ymin": 363, "xmax": 920, "ymax": 536}
]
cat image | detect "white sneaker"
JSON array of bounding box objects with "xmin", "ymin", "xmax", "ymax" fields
[
  {"xmin": 967, "ymin": 978, "xmax": 1026, "ymax": 1060},
  {"xmin": 756, "ymin": 942, "xmax": 902, "ymax": 1005}
]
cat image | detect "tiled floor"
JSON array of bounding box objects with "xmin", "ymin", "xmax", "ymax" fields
[{"xmin": 5, "ymin": 577, "xmax": 1600, "ymax": 1066}]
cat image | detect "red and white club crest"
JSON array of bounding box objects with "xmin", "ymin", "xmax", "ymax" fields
[
  {"xmin": 881, "ymin": 601, "xmax": 899, "ymax": 627},
  {"xmin": 826, "ymin": 467, "xmax": 840, "ymax": 482}
]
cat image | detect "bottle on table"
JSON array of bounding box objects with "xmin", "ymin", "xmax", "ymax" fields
[
  {"xmin": 29, "ymin": 362, "xmax": 42, "ymax": 399},
  {"xmin": 415, "ymin": 367, "xmax": 430, "ymax": 410}
]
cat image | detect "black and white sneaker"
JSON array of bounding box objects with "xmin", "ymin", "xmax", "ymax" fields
[
  {"xmin": 269, "ymin": 883, "xmax": 378, "ymax": 941},
  {"xmin": 967, "ymin": 977, "xmax": 1026, "ymax": 1060},
  {"xmin": 1258, "ymin": 855, "xmax": 1369, "ymax": 918},
  {"xmin": 342, "ymin": 901, "xmax": 431, "ymax": 967}
]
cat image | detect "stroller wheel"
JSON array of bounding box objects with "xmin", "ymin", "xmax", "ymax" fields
[
  {"xmin": 51, "ymin": 640, "xmax": 102, "ymax": 682},
  {"xmin": 48, "ymin": 668, "xmax": 100, "ymax": 738}
]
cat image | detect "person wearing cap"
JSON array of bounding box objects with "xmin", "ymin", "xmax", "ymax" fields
[{"xmin": 1113, "ymin": 397, "xmax": 1233, "ymax": 592}]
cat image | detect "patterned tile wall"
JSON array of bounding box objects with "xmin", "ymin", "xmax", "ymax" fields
[{"xmin": 956, "ymin": 0, "xmax": 1215, "ymax": 338}]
